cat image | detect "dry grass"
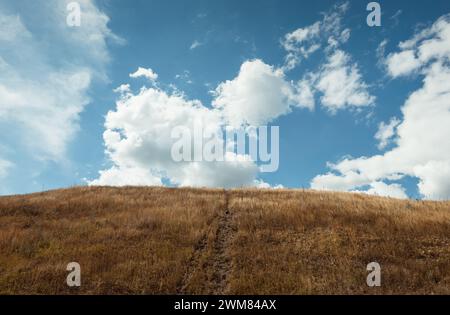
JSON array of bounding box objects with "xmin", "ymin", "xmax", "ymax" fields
[
  {"xmin": 0, "ymin": 187, "xmax": 449, "ymax": 294},
  {"xmin": 0, "ymin": 187, "xmax": 223, "ymax": 294},
  {"xmin": 228, "ymin": 189, "xmax": 450, "ymax": 294}
]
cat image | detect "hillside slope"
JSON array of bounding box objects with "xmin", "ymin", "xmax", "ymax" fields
[{"xmin": 0, "ymin": 187, "xmax": 449, "ymax": 294}]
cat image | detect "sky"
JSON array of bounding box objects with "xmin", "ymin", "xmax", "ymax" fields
[{"xmin": 0, "ymin": 0, "xmax": 449, "ymax": 200}]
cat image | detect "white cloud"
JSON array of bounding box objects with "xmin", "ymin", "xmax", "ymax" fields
[
  {"xmin": 88, "ymin": 166, "xmax": 162, "ymax": 187},
  {"xmin": 90, "ymin": 83, "xmax": 260, "ymax": 188},
  {"xmin": 0, "ymin": 0, "xmax": 118, "ymax": 161},
  {"xmin": 0, "ymin": 158, "xmax": 13, "ymax": 179},
  {"xmin": 294, "ymin": 78, "xmax": 315, "ymax": 110},
  {"xmin": 390, "ymin": 10, "xmax": 403, "ymax": 27},
  {"xmin": 354, "ymin": 181, "xmax": 408, "ymax": 199},
  {"xmin": 281, "ymin": 2, "xmax": 349, "ymax": 71},
  {"xmin": 375, "ymin": 117, "xmax": 400, "ymax": 150},
  {"xmin": 311, "ymin": 169, "xmax": 369, "ymax": 192},
  {"xmin": 92, "ymin": 2, "xmax": 375, "ymax": 189},
  {"xmin": 283, "ymin": 22, "xmax": 321, "ymax": 47},
  {"xmin": 340, "ymin": 28, "xmax": 351, "ymax": 43},
  {"xmin": 130, "ymin": 67, "xmax": 158, "ymax": 81},
  {"xmin": 0, "ymin": 158, "xmax": 13, "ymax": 194},
  {"xmin": 175, "ymin": 70, "xmax": 193, "ymax": 84},
  {"xmin": 175, "ymin": 152, "xmax": 259, "ymax": 188},
  {"xmin": 254, "ymin": 179, "xmax": 284, "ymax": 189},
  {"xmin": 92, "ymin": 55, "xmax": 311, "ymax": 188},
  {"xmin": 316, "ymin": 50, "xmax": 375, "ymax": 112},
  {"xmin": 113, "ymin": 84, "xmax": 131, "ymax": 95},
  {"xmin": 386, "ymin": 14, "xmax": 450, "ymax": 77},
  {"xmin": 311, "ymin": 14, "xmax": 450, "ymax": 200},
  {"xmin": 190, "ymin": 40, "xmax": 202, "ymax": 50},
  {"xmin": 0, "ymin": 70, "xmax": 91, "ymax": 159},
  {"xmin": 0, "ymin": 14, "xmax": 31, "ymax": 42},
  {"xmin": 386, "ymin": 50, "xmax": 421, "ymax": 77},
  {"xmin": 281, "ymin": 2, "xmax": 374, "ymax": 113},
  {"xmin": 282, "ymin": 22, "xmax": 321, "ymax": 70},
  {"xmin": 212, "ymin": 59, "xmax": 311, "ymax": 127},
  {"xmin": 414, "ymin": 160, "xmax": 450, "ymax": 200}
]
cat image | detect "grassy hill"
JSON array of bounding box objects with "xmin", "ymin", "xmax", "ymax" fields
[{"xmin": 0, "ymin": 187, "xmax": 449, "ymax": 294}]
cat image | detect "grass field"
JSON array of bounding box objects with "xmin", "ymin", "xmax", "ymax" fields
[{"xmin": 0, "ymin": 187, "xmax": 449, "ymax": 294}]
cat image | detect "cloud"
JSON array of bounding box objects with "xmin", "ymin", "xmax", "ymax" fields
[
  {"xmin": 89, "ymin": 76, "xmax": 260, "ymax": 188},
  {"xmin": 282, "ymin": 22, "xmax": 321, "ymax": 70},
  {"xmin": 130, "ymin": 67, "xmax": 158, "ymax": 81},
  {"xmin": 88, "ymin": 166, "xmax": 162, "ymax": 187},
  {"xmin": 294, "ymin": 78, "xmax": 315, "ymax": 110},
  {"xmin": 254, "ymin": 179, "xmax": 284, "ymax": 189},
  {"xmin": 92, "ymin": 2, "xmax": 374, "ymax": 189},
  {"xmin": 0, "ymin": 158, "xmax": 13, "ymax": 179},
  {"xmin": 189, "ymin": 40, "xmax": 202, "ymax": 50},
  {"xmin": 212, "ymin": 59, "xmax": 312, "ymax": 127},
  {"xmin": 386, "ymin": 49, "xmax": 421, "ymax": 77},
  {"xmin": 281, "ymin": 2, "xmax": 349, "ymax": 71},
  {"xmin": 354, "ymin": 181, "xmax": 408, "ymax": 199},
  {"xmin": 113, "ymin": 84, "xmax": 131, "ymax": 95},
  {"xmin": 281, "ymin": 2, "xmax": 374, "ymax": 113},
  {"xmin": 316, "ymin": 50, "xmax": 375, "ymax": 112},
  {"xmin": 0, "ymin": 14, "xmax": 31, "ymax": 42},
  {"xmin": 0, "ymin": 0, "xmax": 119, "ymax": 161},
  {"xmin": 175, "ymin": 70, "xmax": 193, "ymax": 84},
  {"xmin": 375, "ymin": 117, "xmax": 400, "ymax": 150},
  {"xmin": 376, "ymin": 39, "xmax": 388, "ymax": 67},
  {"xmin": 0, "ymin": 158, "xmax": 13, "ymax": 194},
  {"xmin": 390, "ymin": 10, "xmax": 403, "ymax": 28},
  {"xmin": 385, "ymin": 14, "xmax": 450, "ymax": 77},
  {"xmin": 414, "ymin": 160, "xmax": 450, "ymax": 200},
  {"xmin": 311, "ymin": 14, "xmax": 450, "ymax": 200}
]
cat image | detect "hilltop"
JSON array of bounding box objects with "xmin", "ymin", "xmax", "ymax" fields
[{"xmin": 0, "ymin": 187, "xmax": 449, "ymax": 294}]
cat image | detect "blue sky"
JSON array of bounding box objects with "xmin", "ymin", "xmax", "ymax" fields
[{"xmin": 1, "ymin": 0, "xmax": 449, "ymax": 199}]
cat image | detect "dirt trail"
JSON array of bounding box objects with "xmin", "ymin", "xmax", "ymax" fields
[
  {"xmin": 176, "ymin": 190, "xmax": 235, "ymax": 294},
  {"xmin": 210, "ymin": 190, "xmax": 234, "ymax": 294}
]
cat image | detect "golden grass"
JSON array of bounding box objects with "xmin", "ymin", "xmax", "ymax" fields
[
  {"xmin": 0, "ymin": 187, "xmax": 449, "ymax": 294},
  {"xmin": 228, "ymin": 189, "xmax": 450, "ymax": 294}
]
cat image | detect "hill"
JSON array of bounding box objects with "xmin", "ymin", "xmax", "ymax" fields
[{"xmin": 0, "ymin": 187, "xmax": 449, "ymax": 294}]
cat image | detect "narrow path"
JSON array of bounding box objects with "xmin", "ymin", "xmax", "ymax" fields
[
  {"xmin": 176, "ymin": 190, "xmax": 235, "ymax": 294},
  {"xmin": 210, "ymin": 189, "xmax": 234, "ymax": 294}
]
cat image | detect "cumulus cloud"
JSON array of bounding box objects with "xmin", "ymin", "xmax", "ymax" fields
[
  {"xmin": 91, "ymin": 56, "xmax": 303, "ymax": 188},
  {"xmin": 92, "ymin": 2, "xmax": 375, "ymax": 189},
  {"xmin": 88, "ymin": 166, "xmax": 162, "ymax": 187},
  {"xmin": 89, "ymin": 72, "xmax": 261, "ymax": 188},
  {"xmin": 375, "ymin": 117, "xmax": 401, "ymax": 150},
  {"xmin": 311, "ymin": 14, "xmax": 450, "ymax": 200},
  {"xmin": 129, "ymin": 67, "xmax": 158, "ymax": 81},
  {"xmin": 414, "ymin": 160, "xmax": 450, "ymax": 200},
  {"xmin": 212, "ymin": 59, "xmax": 311, "ymax": 127}
]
